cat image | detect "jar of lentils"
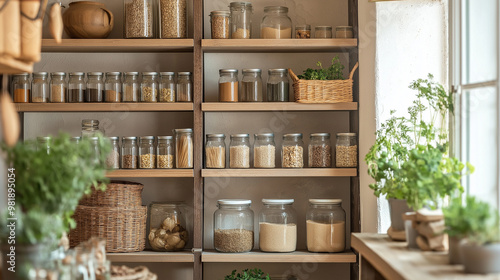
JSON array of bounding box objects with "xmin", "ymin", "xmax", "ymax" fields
[
  {"xmin": 122, "ymin": 136, "xmax": 138, "ymax": 169},
  {"xmin": 205, "ymin": 134, "xmax": 226, "ymax": 169},
  {"xmin": 309, "ymin": 133, "xmax": 332, "ymax": 168}
]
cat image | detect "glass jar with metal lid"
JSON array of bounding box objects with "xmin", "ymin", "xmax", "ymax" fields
[
  {"xmin": 210, "ymin": 10, "xmax": 230, "ymax": 39},
  {"xmin": 219, "ymin": 69, "xmax": 238, "ymax": 102},
  {"xmin": 214, "ymin": 199, "xmax": 254, "ymax": 253},
  {"xmin": 253, "ymin": 133, "xmax": 275, "ymax": 168},
  {"xmin": 105, "ymin": 72, "xmax": 122, "ymax": 103},
  {"xmin": 148, "ymin": 202, "xmax": 189, "ymax": 251},
  {"xmin": 205, "ymin": 134, "xmax": 226, "ymax": 169},
  {"xmin": 176, "ymin": 72, "xmax": 192, "ymax": 102},
  {"xmin": 159, "ymin": 72, "xmax": 175, "ymax": 102},
  {"xmin": 81, "ymin": 119, "xmax": 104, "ymax": 138},
  {"xmin": 336, "ymin": 133, "xmax": 357, "ymax": 167},
  {"xmin": 139, "ymin": 136, "xmax": 156, "ymax": 169},
  {"xmin": 306, "ymin": 199, "xmax": 346, "ymax": 253},
  {"xmin": 229, "ymin": 2, "xmax": 252, "ymax": 39},
  {"xmin": 309, "ymin": 133, "xmax": 332, "ymax": 168},
  {"xmin": 267, "ymin": 69, "xmax": 289, "ymax": 102},
  {"xmin": 86, "ymin": 72, "xmax": 104, "ymax": 102},
  {"xmin": 174, "ymin": 128, "xmax": 193, "ymax": 168},
  {"xmin": 123, "ymin": 72, "xmax": 140, "ymax": 102},
  {"xmin": 282, "ymin": 133, "xmax": 304, "ymax": 168},
  {"xmin": 157, "ymin": 136, "xmax": 174, "ymax": 169},
  {"xmin": 32, "ymin": 72, "xmax": 49, "ymax": 103},
  {"xmin": 230, "ymin": 134, "xmax": 250, "ymax": 168},
  {"xmin": 315, "ymin": 26, "xmax": 333, "ymax": 38},
  {"xmin": 241, "ymin": 69, "xmax": 263, "ymax": 102},
  {"xmin": 68, "ymin": 72, "xmax": 85, "ymax": 103},
  {"xmin": 141, "ymin": 72, "xmax": 158, "ymax": 102},
  {"xmin": 124, "ymin": 0, "xmax": 154, "ymax": 38},
  {"xmin": 121, "ymin": 136, "xmax": 138, "ymax": 169},
  {"xmin": 106, "ymin": 136, "xmax": 120, "ymax": 169},
  {"xmin": 159, "ymin": 0, "xmax": 187, "ymax": 39},
  {"xmin": 260, "ymin": 6, "xmax": 292, "ymax": 39},
  {"xmin": 37, "ymin": 136, "xmax": 51, "ymax": 154},
  {"xmin": 12, "ymin": 73, "xmax": 30, "ymax": 103},
  {"xmin": 259, "ymin": 199, "xmax": 297, "ymax": 252},
  {"xmin": 295, "ymin": 24, "xmax": 311, "ymax": 39},
  {"xmin": 335, "ymin": 26, "xmax": 354, "ymax": 38},
  {"xmin": 50, "ymin": 72, "xmax": 67, "ymax": 103},
  {"xmin": 71, "ymin": 136, "xmax": 81, "ymax": 144}
]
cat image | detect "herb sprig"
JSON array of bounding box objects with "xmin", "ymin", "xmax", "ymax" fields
[{"xmin": 297, "ymin": 56, "xmax": 345, "ymax": 80}]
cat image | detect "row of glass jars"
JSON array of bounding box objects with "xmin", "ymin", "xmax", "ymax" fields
[
  {"xmin": 11, "ymin": 72, "xmax": 193, "ymax": 103},
  {"xmin": 295, "ymin": 25, "xmax": 354, "ymax": 39},
  {"xmin": 205, "ymin": 132, "xmax": 358, "ymax": 169},
  {"xmin": 214, "ymin": 198, "xmax": 346, "ymax": 253}
]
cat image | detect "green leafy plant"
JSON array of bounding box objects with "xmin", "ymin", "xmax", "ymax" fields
[
  {"xmin": 224, "ymin": 268, "xmax": 271, "ymax": 280},
  {"xmin": 297, "ymin": 56, "xmax": 345, "ymax": 80}
]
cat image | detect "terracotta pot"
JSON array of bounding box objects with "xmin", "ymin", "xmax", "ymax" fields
[
  {"xmin": 62, "ymin": 1, "xmax": 114, "ymax": 39},
  {"xmin": 388, "ymin": 198, "xmax": 412, "ymax": 231}
]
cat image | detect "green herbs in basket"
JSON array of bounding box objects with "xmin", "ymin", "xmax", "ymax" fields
[
  {"xmin": 297, "ymin": 56, "xmax": 345, "ymax": 80},
  {"xmin": 224, "ymin": 268, "xmax": 271, "ymax": 280}
]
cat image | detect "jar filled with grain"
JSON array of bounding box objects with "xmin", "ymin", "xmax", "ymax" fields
[
  {"xmin": 219, "ymin": 69, "xmax": 238, "ymax": 102},
  {"xmin": 214, "ymin": 199, "xmax": 254, "ymax": 253},
  {"xmin": 159, "ymin": 72, "xmax": 176, "ymax": 102},
  {"xmin": 123, "ymin": 72, "xmax": 140, "ymax": 102},
  {"xmin": 205, "ymin": 134, "xmax": 226, "ymax": 169},
  {"xmin": 159, "ymin": 0, "xmax": 187, "ymax": 39},
  {"xmin": 306, "ymin": 199, "xmax": 345, "ymax": 253},
  {"xmin": 68, "ymin": 72, "xmax": 85, "ymax": 103},
  {"xmin": 157, "ymin": 136, "xmax": 174, "ymax": 169},
  {"xmin": 230, "ymin": 134, "xmax": 250, "ymax": 168},
  {"xmin": 148, "ymin": 202, "xmax": 189, "ymax": 251},
  {"xmin": 86, "ymin": 72, "xmax": 104, "ymax": 102},
  {"xmin": 253, "ymin": 133, "xmax": 275, "ymax": 168},
  {"xmin": 335, "ymin": 26, "xmax": 354, "ymax": 38},
  {"xmin": 176, "ymin": 72, "xmax": 192, "ymax": 102},
  {"xmin": 122, "ymin": 136, "xmax": 138, "ymax": 169},
  {"xmin": 141, "ymin": 72, "xmax": 158, "ymax": 102},
  {"xmin": 82, "ymin": 119, "xmax": 104, "ymax": 138},
  {"xmin": 315, "ymin": 26, "xmax": 333, "ymax": 38},
  {"xmin": 259, "ymin": 199, "xmax": 297, "ymax": 252},
  {"xmin": 267, "ymin": 69, "xmax": 289, "ymax": 102},
  {"xmin": 241, "ymin": 69, "xmax": 263, "ymax": 102},
  {"xmin": 31, "ymin": 72, "xmax": 49, "ymax": 103},
  {"xmin": 50, "ymin": 72, "xmax": 67, "ymax": 103},
  {"xmin": 336, "ymin": 133, "xmax": 357, "ymax": 167},
  {"xmin": 106, "ymin": 136, "xmax": 120, "ymax": 169},
  {"xmin": 282, "ymin": 133, "xmax": 304, "ymax": 168},
  {"xmin": 105, "ymin": 72, "xmax": 122, "ymax": 103},
  {"xmin": 295, "ymin": 24, "xmax": 311, "ymax": 39},
  {"xmin": 139, "ymin": 136, "xmax": 156, "ymax": 169},
  {"xmin": 229, "ymin": 2, "xmax": 252, "ymax": 39},
  {"xmin": 174, "ymin": 128, "xmax": 194, "ymax": 168},
  {"xmin": 309, "ymin": 133, "xmax": 332, "ymax": 168},
  {"xmin": 124, "ymin": 0, "xmax": 154, "ymax": 38},
  {"xmin": 37, "ymin": 136, "xmax": 51, "ymax": 154},
  {"xmin": 210, "ymin": 10, "xmax": 230, "ymax": 39},
  {"xmin": 260, "ymin": 6, "xmax": 292, "ymax": 39},
  {"xmin": 12, "ymin": 73, "xmax": 30, "ymax": 103}
]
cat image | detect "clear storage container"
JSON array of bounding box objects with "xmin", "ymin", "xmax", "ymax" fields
[
  {"xmin": 205, "ymin": 134, "xmax": 226, "ymax": 169},
  {"xmin": 68, "ymin": 72, "xmax": 85, "ymax": 103},
  {"xmin": 148, "ymin": 202, "xmax": 189, "ymax": 251},
  {"xmin": 141, "ymin": 72, "xmax": 158, "ymax": 102},
  {"xmin": 210, "ymin": 10, "xmax": 230, "ymax": 39},
  {"xmin": 309, "ymin": 133, "xmax": 332, "ymax": 168},
  {"xmin": 157, "ymin": 136, "xmax": 174, "ymax": 169},
  {"xmin": 315, "ymin": 26, "xmax": 332, "ymax": 38},
  {"xmin": 31, "ymin": 72, "xmax": 49, "ymax": 103},
  {"xmin": 176, "ymin": 72, "xmax": 192, "ymax": 102},
  {"xmin": 219, "ymin": 69, "xmax": 238, "ymax": 102},
  {"xmin": 230, "ymin": 134, "xmax": 250, "ymax": 168},
  {"xmin": 159, "ymin": 72, "xmax": 176, "ymax": 102},
  {"xmin": 50, "ymin": 72, "xmax": 67, "ymax": 103},
  {"xmin": 89, "ymin": 136, "xmax": 100, "ymax": 163},
  {"xmin": 229, "ymin": 2, "xmax": 252, "ymax": 39},
  {"xmin": 86, "ymin": 72, "xmax": 104, "ymax": 102},
  {"xmin": 105, "ymin": 72, "xmax": 122, "ymax": 103},
  {"xmin": 159, "ymin": 0, "xmax": 187, "ymax": 39},
  {"xmin": 174, "ymin": 128, "xmax": 194, "ymax": 168},
  {"xmin": 214, "ymin": 199, "xmax": 254, "ymax": 253},
  {"xmin": 260, "ymin": 6, "xmax": 292, "ymax": 39},
  {"xmin": 121, "ymin": 136, "xmax": 138, "ymax": 169},
  {"xmin": 106, "ymin": 136, "xmax": 120, "ymax": 169},
  {"xmin": 139, "ymin": 136, "xmax": 156, "ymax": 169},
  {"xmin": 259, "ymin": 199, "xmax": 297, "ymax": 252},
  {"xmin": 124, "ymin": 0, "xmax": 154, "ymax": 38},
  {"xmin": 253, "ymin": 133, "xmax": 275, "ymax": 168},
  {"xmin": 123, "ymin": 72, "xmax": 140, "ymax": 102},
  {"xmin": 267, "ymin": 69, "xmax": 289, "ymax": 102},
  {"xmin": 306, "ymin": 199, "xmax": 346, "ymax": 253},
  {"xmin": 241, "ymin": 69, "xmax": 263, "ymax": 102},
  {"xmin": 12, "ymin": 73, "xmax": 30, "ymax": 103},
  {"xmin": 295, "ymin": 25, "xmax": 311, "ymax": 39},
  {"xmin": 335, "ymin": 26, "xmax": 354, "ymax": 38},
  {"xmin": 81, "ymin": 119, "xmax": 104, "ymax": 138},
  {"xmin": 37, "ymin": 136, "xmax": 51, "ymax": 154},
  {"xmin": 282, "ymin": 133, "xmax": 304, "ymax": 168},
  {"xmin": 336, "ymin": 133, "xmax": 357, "ymax": 167}
]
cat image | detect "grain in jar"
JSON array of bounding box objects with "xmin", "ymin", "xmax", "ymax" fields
[
  {"xmin": 306, "ymin": 199, "xmax": 345, "ymax": 253},
  {"xmin": 214, "ymin": 199, "xmax": 254, "ymax": 253},
  {"xmin": 241, "ymin": 69, "xmax": 263, "ymax": 102},
  {"xmin": 50, "ymin": 72, "xmax": 67, "ymax": 103},
  {"xmin": 124, "ymin": 0, "xmax": 153, "ymax": 38},
  {"xmin": 139, "ymin": 136, "xmax": 156, "ymax": 169},
  {"xmin": 219, "ymin": 69, "xmax": 238, "ymax": 102},
  {"xmin": 12, "ymin": 73, "xmax": 30, "ymax": 103},
  {"xmin": 68, "ymin": 72, "xmax": 85, "ymax": 103},
  {"xmin": 282, "ymin": 133, "xmax": 304, "ymax": 168},
  {"xmin": 122, "ymin": 72, "xmax": 140, "ymax": 102},
  {"xmin": 229, "ymin": 2, "xmax": 253, "ymax": 39},
  {"xmin": 86, "ymin": 72, "xmax": 104, "ymax": 102},
  {"xmin": 315, "ymin": 26, "xmax": 333, "ymax": 38},
  {"xmin": 259, "ymin": 199, "xmax": 297, "ymax": 252},
  {"xmin": 174, "ymin": 128, "xmax": 194, "ymax": 168},
  {"xmin": 336, "ymin": 133, "xmax": 357, "ymax": 167},
  {"xmin": 229, "ymin": 134, "xmax": 250, "ymax": 168},
  {"xmin": 141, "ymin": 72, "xmax": 158, "ymax": 102},
  {"xmin": 176, "ymin": 72, "xmax": 192, "ymax": 102},
  {"xmin": 206, "ymin": 134, "xmax": 226, "ymax": 169},
  {"xmin": 335, "ymin": 26, "xmax": 354, "ymax": 38},
  {"xmin": 31, "ymin": 72, "xmax": 49, "ymax": 103},
  {"xmin": 106, "ymin": 136, "xmax": 120, "ymax": 169},
  {"xmin": 121, "ymin": 136, "xmax": 138, "ymax": 169},
  {"xmin": 295, "ymin": 24, "xmax": 311, "ymax": 39},
  {"xmin": 159, "ymin": 72, "xmax": 175, "ymax": 102},
  {"xmin": 157, "ymin": 136, "xmax": 174, "ymax": 169},
  {"xmin": 260, "ymin": 6, "xmax": 292, "ymax": 39},
  {"xmin": 210, "ymin": 11, "xmax": 230, "ymax": 39},
  {"xmin": 159, "ymin": 0, "xmax": 187, "ymax": 39},
  {"xmin": 253, "ymin": 133, "xmax": 275, "ymax": 168},
  {"xmin": 105, "ymin": 72, "xmax": 122, "ymax": 103},
  {"xmin": 308, "ymin": 133, "xmax": 332, "ymax": 168}
]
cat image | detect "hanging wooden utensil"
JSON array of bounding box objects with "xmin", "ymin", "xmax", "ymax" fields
[
  {"xmin": 1, "ymin": 75, "xmax": 20, "ymax": 147},
  {"xmin": 49, "ymin": 2, "xmax": 63, "ymax": 43}
]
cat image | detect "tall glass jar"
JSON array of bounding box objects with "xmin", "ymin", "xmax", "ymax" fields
[
  {"xmin": 214, "ymin": 199, "xmax": 254, "ymax": 253},
  {"xmin": 282, "ymin": 133, "xmax": 304, "ymax": 168},
  {"xmin": 121, "ymin": 136, "xmax": 138, "ymax": 169},
  {"xmin": 176, "ymin": 72, "xmax": 192, "ymax": 102},
  {"xmin": 253, "ymin": 133, "xmax": 275, "ymax": 168},
  {"xmin": 50, "ymin": 72, "xmax": 67, "ymax": 103},
  {"xmin": 12, "ymin": 73, "xmax": 30, "ymax": 103},
  {"xmin": 260, "ymin": 6, "xmax": 292, "ymax": 39},
  {"xmin": 267, "ymin": 69, "xmax": 289, "ymax": 102},
  {"xmin": 205, "ymin": 134, "xmax": 226, "ymax": 169},
  {"xmin": 139, "ymin": 136, "xmax": 156, "ymax": 169},
  {"xmin": 315, "ymin": 26, "xmax": 333, "ymax": 38},
  {"xmin": 229, "ymin": 134, "xmax": 250, "ymax": 168},
  {"xmin": 210, "ymin": 10, "xmax": 230, "ymax": 39},
  {"xmin": 37, "ymin": 136, "xmax": 51, "ymax": 154},
  {"xmin": 81, "ymin": 119, "xmax": 104, "ymax": 138},
  {"xmin": 122, "ymin": 72, "xmax": 140, "ymax": 102},
  {"xmin": 86, "ymin": 72, "xmax": 104, "ymax": 102},
  {"xmin": 306, "ymin": 199, "xmax": 346, "ymax": 253},
  {"xmin": 309, "ymin": 133, "xmax": 332, "ymax": 168},
  {"xmin": 259, "ymin": 199, "xmax": 297, "ymax": 252},
  {"xmin": 229, "ymin": 2, "xmax": 252, "ymax": 39},
  {"xmin": 106, "ymin": 136, "xmax": 120, "ymax": 169},
  {"xmin": 105, "ymin": 72, "xmax": 122, "ymax": 103},
  {"xmin": 174, "ymin": 128, "xmax": 193, "ymax": 168},
  {"xmin": 218, "ymin": 69, "xmax": 238, "ymax": 102},
  {"xmin": 141, "ymin": 72, "xmax": 158, "ymax": 102},
  {"xmin": 148, "ymin": 202, "xmax": 189, "ymax": 251},
  {"xmin": 241, "ymin": 69, "xmax": 263, "ymax": 102},
  {"xmin": 159, "ymin": 72, "xmax": 176, "ymax": 102},
  {"xmin": 157, "ymin": 136, "xmax": 174, "ymax": 169},
  {"xmin": 159, "ymin": 0, "xmax": 187, "ymax": 38},
  {"xmin": 89, "ymin": 136, "xmax": 100, "ymax": 164},
  {"xmin": 31, "ymin": 72, "xmax": 49, "ymax": 103},
  {"xmin": 124, "ymin": 0, "xmax": 154, "ymax": 38},
  {"xmin": 68, "ymin": 72, "xmax": 85, "ymax": 103},
  {"xmin": 336, "ymin": 133, "xmax": 357, "ymax": 167}
]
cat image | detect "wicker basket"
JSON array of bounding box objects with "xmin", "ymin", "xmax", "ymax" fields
[
  {"xmin": 79, "ymin": 181, "xmax": 144, "ymax": 207},
  {"xmin": 289, "ymin": 62, "xmax": 359, "ymax": 103}
]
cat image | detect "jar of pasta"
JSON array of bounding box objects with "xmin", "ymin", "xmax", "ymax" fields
[
  {"xmin": 159, "ymin": 72, "xmax": 175, "ymax": 102},
  {"xmin": 141, "ymin": 72, "xmax": 158, "ymax": 102},
  {"xmin": 206, "ymin": 134, "xmax": 226, "ymax": 169},
  {"xmin": 157, "ymin": 136, "xmax": 174, "ymax": 169},
  {"xmin": 174, "ymin": 128, "xmax": 193, "ymax": 168},
  {"xmin": 230, "ymin": 134, "xmax": 250, "ymax": 168},
  {"xmin": 139, "ymin": 136, "xmax": 156, "ymax": 169}
]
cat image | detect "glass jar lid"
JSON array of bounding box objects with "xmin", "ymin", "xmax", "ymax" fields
[
  {"xmin": 207, "ymin": 133, "xmax": 226, "ymax": 138},
  {"xmin": 229, "ymin": 2, "xmax": 252, "ymax": 8},
  {"xmin": 160, "ymin": 72, "xmax": 175, "ymax": 76},
  {"xmin": 87, "ymin": 72, "xmax": 103, "ymax": 76},
  {"xmin": 231, "ymin": 133, "xmax": 250, "ymax": 138},
  {"xmin": 140, "ymin": 136, "xmax": 155, "ymax": 140},
  {"xmin": 178, "ymin": 72, "xmax": 192, "ymax": 76},
  {"xmin": 13, "ymin": 72, "xmax": 29, "ymax": 77},
  {"xmin": 33, "ymin": 72, "xmax": 48, "ymax": 77},
  {"xmin": 51, "ymin": 72, "xmax": 66, "ymax": 76},
  {"xmin": 124, "ymin": 72, "xmax": 139, "ymax": 76},
  {"xmin": 142, "ymin": 72, "xmax": 158, "ymax": 76},
  {"xmin": 69, "ymin": 72, "xmax": 85, "ymax": 76},
  {"xmin": 175, "ymin": 128, "xmax": 193, "ymax": 133},
  {"xmin": 211, "ymin": 10, "xmax": 230, "ymax": 16},
  {"xmin": 337, "ymin": 132, "xmax": 356, "ymax": 137},
  {"xmin": 310, "ymin": 133, "xmax": 330, "ymax": 137},
  {"xmin": 309, "ymin": 198, "xmax": 342, "ymax": 205},
  {"xmin": 82, "ymin": 119, "xmax": 99, "ymax": 126},
  {"xmin": 268, "ymin": 69, "xmax": 287, "ymax": 74},
  {"xmin": 283, "ymin": 133, "xmax": 303, "ymax": 138},
  {"xmin": 315, "ymin": 26, "xmax": 333, "ymax": 31},
  {"xmin": 219, "ymin": 69, "xmax": 238, "ymax": 74},
  {"xmin": 122, "ymin": 136, "xmax": 137, "ymax": 140},
  {"xmin": 262, "ymin": 198, "xmax": 294, "ymax": 205},
  {"xmin": 255, "ymin": 133, "xmax": 274, "ymax": 137},
  {"xmin": 264, "ymin": 6, "xmax": 288, "ymax": 13},
  {"xmin": 242, "ymin": 69, "xmax": 262, "ymax": 73},
  {"xmin": 157, "ymin": 136, "xmax": 173, "ymax": 140},
  {"xmin": 217, "ymin": 199, "xmax": 252, "ymax": 205},
  {"xmin": 106, "ymin": 72, "xmax": 121, "ymax": 77},
  {"xmin": 108, "ymin": 136, "xmax": 119, "ymax": 140}
]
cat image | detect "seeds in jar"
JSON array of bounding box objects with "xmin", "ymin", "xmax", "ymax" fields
[
  {"xmin": 336, "ymin": 145, "xmax": 357, "ymax": 167},
  {"xmin": 259, "ymin": 222, "xmax": 296, "ymax": 252},
  {"xmin": 254, "ymin": 145, "xmax": 275, "ymax": 168},
  {"xmin": 125, "ymin": 0, "xmax": 153, "ymax": 38},
  {"xmin": 14, "ymin": 89, "xmax": 29, "ymax": 103},
  {"xmin": 157, "ymin": 154, "xmax": 174, "ymax": 169},
  {"xmin": 296, "ymin": 29, "xmax": 310, "ymax": 39},
  {"xmin": 50, "ymin": 86, "xmax": 66, "ymax": 102},
  {"xmin": 86, "ymin": 88, "xmax": 103, "ymax": 102},
  {"xmin": 106, "ymin": 150, "xmax": 120, "ymax": 169},
  {"xmin": 140, "ymin": 154, "xmax": 155, "ymax": 168},
  {"xmin": 142, "ymin": 86, "xmax": 156, "ymax": 102},
  {"xmin": 211, "ymin": 14, "xmax": 229, "ymax": 39},
  {"xmin": 68, "ymin": 89, "xmax": 84, "ymax": 103},
  {"xmin": 105, "ymin": 90, "xmax": 120, "ymax": 102},
  {"xmin": 232, "ymin": 28, "xmax": 250, "ymax": 39},
  {"xmin": 219, "ymin": 81, "xmax": 238, "ymax": 102},
  {"xmin": 149, "ymin": 216, "xmax": 189, "ymax": 251},
  {"xmin": 230, "ymin": 145, "xmax": 250, "ymax": 168},
  {"xmin": 282, "ymin": 146, "xmax": 303, "ymax": 168},
  {"xmin": 159, "ymin": 88, "xmax": 174, "ymax": 102},
  {"xmin": 122, "ymin": 154, "xmax": 138, "ymax": 169},
  {"xmin": 160, "ymin": 0, "xmax": 187, "ymax": 38},
  {"xmin": 206, "ymin": 146, "xmax": 225, "ymax": 168},
  {"xmin": 307, "ymin": 220, "xmax": 345, "ymax": 252},
  {"xmin": 214, "ymin": 229, "xmax": 253, "ymax": 253},
  {"xmin": 123, "ymin": 85, "xmax": 139, "ymax": 102},
  {"xmin": 309, "ymin": 145, "xmax": 332, "ymax": 168}
]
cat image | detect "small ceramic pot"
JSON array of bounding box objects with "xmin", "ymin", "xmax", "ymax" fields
[
  {"xmin": 461, "ymin": 242, "xmax": 500, "ymax": 274},
  {"xmin": 389, "ymin": 198, "xmax": 412, "ymax": 231},
  {"xmin": 62, "ymin": 1, "xmax": 114, "ymax": 39}
]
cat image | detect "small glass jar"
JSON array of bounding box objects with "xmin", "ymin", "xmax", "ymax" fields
[
  {"xmin": 253, "ymin": 133, "xmax": 275, "ymax": 168},
  {"xmin": 159, "ymin": 72, "xmax": 176, "ymax": 102},
  {"xmin": 157, "ymin": 136, "xmax": 174, "ymax": 169},
  {"xmin": 205, "ymin": 134, "xmax": 226, "ymax": 169},
  {"xmin": 121, "ymin": 136, "xmax": 138, "ymax": 169},
  {"xmin": 267, "ymin": 69, "xmax": 289, "ymax": 102},
  {"xmin": 139, "ymin": 136, "xmax": 156, "ymax": 169},
  {"xmin": 336, "ymin": 133, "xmax": 357, "ymax": 167},
  {"xmin": 306, "ymin": 199, "xmax": 346, "ymax": 253},
  {"xmin": 37, "ymin": 136, "xmax": 51, "ymax": 154},
  {"xmin": 218, "ymin": 69, "xmax": 238, "ymax": 102},
  {"xmin": 315, "ymin": 26, "xmax": 333, "ymax": 38},
  {"xmin": 229, "ymin": 134, "xmax": 250, "ymax": 168},
  {"xmin": 68, "ymin": 72, "xmax": 85, "ymax": 103},
  {"xmin": 71, "ymin": 136, "xmax": 81, "ymax": 144},
  {"xmin": 210, "ymin": 10, "xmax": 230, "ymax": 39},
  {"xmin": 214, "ymin": 199, "xmax": 254, "ymax": 253},
  {"xmin": 176, "ymin": 72, "xmax": 192, "ymax": 102},
  {"xmin": 295, "ymin": 24, "xmax": 311, "ymax": 39},
  {"xmin": 124, "ymin": 0, "xmax": 153, "ymax": 38},
  {"xmin": 141, "ymin": 72, "xmax": 158, "ymax": 102},
  {"xmin": 148, "ymin": 202, "xmax": 189, "ymax": 251},
  {"xmin": 89, "ymin": 136, "xmax": 100, "ymax": 163},
  {"xmin": 31, "ymin": 72, "xmax": 49, "ymax": 103},
  {"xmin": 82, "ymin": 119, "xmax": 104, "ymax": 138},
  {"xmin": 174, "ymin": 128, "xmax": 193, "ymax": 168},
  {"xmin": 309, "ymin": 133, "xmax": 332, "ymax": 168},
  {"xmin": 159, "ymin": 0, "xmax": 187, "ymax": 39},
  {"xmin": 229, "ymin": 2, "xmax": 252, "ymax": 39},
  {"xmin": 106, "ymin": 136, "xmax": 120, "ymax": 169},
  {"xmin": 335, "ymin": 26, "xmax": 354, "ymax": 38},
  {"xmin": 12, "ymin": 73, "xmax": 30, "ymax": 103},
  {"xmin": 86, "ymin": 72, "xmax": 104, "ymax": 102},
  {"xmin": 282, "ymin": 133, "xmax": 304, "ymax": 168},
  {"xmin": 50, "ymin": 72, "xmax": 67, "ymax": 103},
  {"xmin": 259, "ymin": 199, "xmax": 297, "ymax": 252},
  {"xmin": 105, "ymin": 72, "xmax": 122, "ymax": 103},
  {"xmin": 122, "ymin": 72, "xmax": 140, "ymax": 102},
  {"xmin": 241, "ymin": 69, "xmax": 263, "ymax": 102},
  {"xmin": 260, "ymin": 6, "xmax": 292, "ymax": 39}
]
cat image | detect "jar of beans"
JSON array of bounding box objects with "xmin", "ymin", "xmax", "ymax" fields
[
  {"xmin": 206, "ymin": 134, "xmax": 226, "ymax": 169},
  {"xmin": 141, "ymin": 72, "xmax": 158, "ymax": 102},
  {"xmin": 282, "ymin": 133, "xmax": 304, "ymax": 168},
  {"xmin": 308, "ymin": 133, "xmax": 332, "ymax": 168},
  {"xmin": 12, "ymin": 73, "xmax": 30, "ymax": 103},
  {"xmin": 139, "ymin": 136, "xmax": 156, "ymax": 169},
  {"xmin": 253, "ymin": 133, "xmax": 275, "ymax": 168},
  {"xmin": 230, "ymin": 134, "xmax": 250, "ymax": 168},
  {"xmin": 122, "ymin": 136, "xmax": 138, "ymax": 169},
  {"xmin": 335, "ymin": 133, "xmax": 357, "ymax": 167},
  {"xmin": 157, "ymin": 136, "xmax": 174, "ymax": 169}
]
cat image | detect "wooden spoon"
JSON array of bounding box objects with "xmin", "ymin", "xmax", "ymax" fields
[
  {"xmin": 49, "ymin": 2, "xmax": 63, "ymax": 43},
  {"xmin": 1, "ymin": 75, "xmax": 20, "ymax": 147}
]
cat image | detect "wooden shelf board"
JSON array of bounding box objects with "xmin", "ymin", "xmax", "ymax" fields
[
  {"xmin": 15, "ymin": 103, "xmax": 193, "ymax": 112},
  {"xmin": 202, "ymin": 168, "xmax": 357, "ymax": 178},
  {"xmin": 0, "ymin": 55, "xmax": 33, "ymax": 73},
  {"xmin": 107, "ymin": 169, "xmax": 194, "ymax": 178},
  {"xmin": 42, "ymin": 39, "xmax": 194, "ymax": 53},
  {"xmin": 202, "ymin": 39, "xmax": 357, "ymax": 53},
  {"xmin": 202, "ymin": 250, "xmax": 356, "ymax": 263},
  {"xmin": 202, "ymin": 102, "xmax": 358, "ymax": 112},
  {"xmin": 107, "ymin": 251, "xmax": 194, "ymax": 263}
]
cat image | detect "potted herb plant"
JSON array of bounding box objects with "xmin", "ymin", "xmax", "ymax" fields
[{"xmin": 225, "ymin": 268, "xmax": 271, "ymax": 280}]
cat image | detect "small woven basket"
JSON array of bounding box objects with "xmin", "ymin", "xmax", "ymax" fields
[
  {"xmin": 289, "ymin": 62, "xmax": 359, "ymax": 103},
  {"xmin": 79, "ymin": 181, "xmax": 144, "ymax": 207}
]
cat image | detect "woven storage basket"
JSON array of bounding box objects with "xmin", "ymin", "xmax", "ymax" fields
[
  {"xmin": 289, "ymin": 62, "xmax": 359, "ymax": 103},
  {"xmin": 79, "ymin": 181, "xmax": 143, "ymax": 207}
]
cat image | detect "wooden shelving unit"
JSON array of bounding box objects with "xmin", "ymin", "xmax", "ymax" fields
[
  {"xmin": 202, "ymin": 39, "xmax": 357, "ymax": 53},
  {"xmin": 41, "ymin": 39, "xmax": 194, "ymax": 53},
  {"xmin": 202, "ymin": 250, "xmax": 357, "ymax": 263},
  {"xmin": 107, "ymin": 169, "xmax": 194, "ymax": 178},
  {"xmin": 15, "ymin": 103, "xmax": 194, "ymax": 112},
  {"xmin": 202, "ymin": 102, "xmax": 358, "ymax": 112},
  {"xmin": 202, "ymin": 168, "xmax": 357, "ymax": 178},
  {"xmin": 107, "ymin": 251, "xmax": 194, "ymax": 263}
]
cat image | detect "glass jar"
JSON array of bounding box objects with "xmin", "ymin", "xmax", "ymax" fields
[
  {"xmin": 218, "ymin": 69, "xmax": 238, "ymax": 102},
  {"xmin": 306, "ymin": 199, "xmax": 346, "ymax": 253},
  {"xmin": 315, "ymin": 26, "xmax": 333, "ymax": 38},
  {"xmin": 335, "ymin": 26, "xmax": 354, "ymax": 38},
  {"xmin": 159, "ymin": 0, "xmax": 187, "ymax": 38},
  {"xmin": 124, "ymin": 0, "xmax": 153, "ymax": 38},
  {"xmin": 214, "ymin": 199, "xmax": 254, "ymax": 253},
  {"xmin": 174, "ymin": 128, "xmax": 193, "ymax": 168},
  {"xmin": 241, "ymin": 69, "xmax": 263, "ymax": 102},
  {"xmin": 122, "ymin": 72, "xmax": 140, "ymax": 102},
  {"xmin": 267, "ymin": 69, "xmax": 289, "ymax": 102},
  {"xmin": 50, "ymin": 72, "xmax": 67, "ymax": 103},
  {"xmin": 282, "ymin": 133, "xmax": 304, "ymax": 168},
  {"xmin": 210, "ymin": 10, "xmax": 230, "ymax": 39},
  {"xmin": 12, "ymin": 73, "xmax": 30, "ymax": 103},
  {"xmin": 121, "ymin": 136, "xmax": 138, "ymax": 169},
  {"xmin": 157, "ymin": 136, "xmax": 174, "ymax": 169},
  {"xmin": 139, "ymin": 136, "xmax": 156, "ymax": 169},
  {"xmin": 253, "ymin": 133, "xmax": 275, "ymax": 168},
  {"xmin": 229, "ymin": 134, "xmax": 250, "ymax": 168},
  {"xmin": 86, "ymin": 72, "xmax": 104, "ymax": 102},
  {"xmin": 229, "ymin": 2, "xmax": 252, "ymax": 39},
  {"xmin": 176, "ymin": 72, "xmax": 192, "ymax": 102},
  {"xmin": 336, "ymin": 133, "xmax": 357, "ymax": 167},
  {"xmin": 295, "ymin": 24, "xmax": 311, "ymax": 39},
  {"xmin": 31, "ymin": 72, "xmax": 49, "ymax": 103},
  {"xmin": 259, "ymin": 199, "xmax": 297, "ymax": 252},
  {"xmin": 205, "ymin": 134, "xmax": 226, "ymax": 169},
  {"xmin": 68, "ymin": 72, "xmax": 85, "ymax": 103},
  {"xmin": 105, "ymin": 72, "xmax": 122, "ymax": 103},
  {"xmin": 141, "ymin": 72, "xmax": 158, "ymax": 102},
  {"xmin": 89, "ymin": 136, "xmax": 100, "ymax": 164},
  {"xmin": 37, "ymin": 136, "xmax": 51, "ymax": 154},
  {"xmin": 148, "ymin": 202, "xmax": 189, "ymax": 251},
  {"xmin": 159, "ymin": 72, "xmax": 176, "ymax": 102},
  {"xmin": 71, "ymin": 136, "xmax": 81, "ymax": 144},
  {"xmin": 81, "ymin": 119, "xmax": 104, "ymax": 138},
  {"xmin": 309, "ymin": 133, "xmax": 332, "ymax": 168},
  {"xmin": 260, "ymin": 6, "xmax": 292, "ymax": 39},
  {"xmin": 106, "ymin": 136, "xmax": 120, "ymax": 169}
]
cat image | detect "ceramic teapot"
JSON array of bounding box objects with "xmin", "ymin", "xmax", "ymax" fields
[{"xmin": 62, "ymin": 1, "xmax": 114, "ymax": 39}]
